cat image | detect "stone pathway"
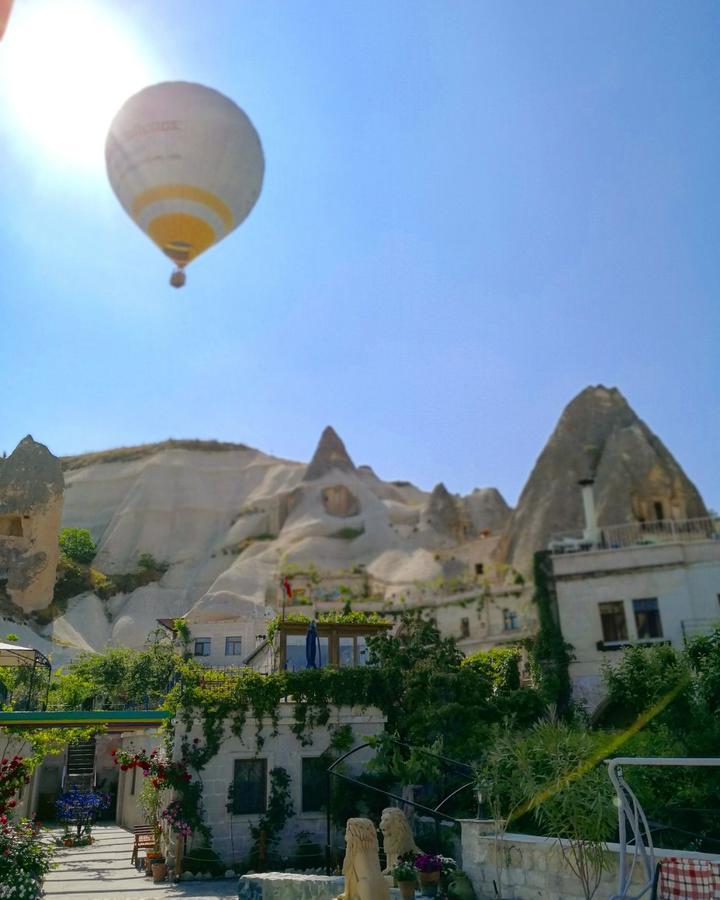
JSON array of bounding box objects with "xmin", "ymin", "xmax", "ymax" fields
[{"xmin": 43, "ymin": 825, "xmax": 239, "ymax": 900}]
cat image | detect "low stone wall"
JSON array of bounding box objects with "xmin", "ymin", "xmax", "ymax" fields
[
  {"xmin": 238, "ymin": 873, "xmax": 344, "ymax": 899},
  {"xmin": 238, "ymin": 873, "xmax": 405, "ymax": 899},
  {"xmin": 461, "ymin": 820, "xmax": 720, "ymax": 900}
]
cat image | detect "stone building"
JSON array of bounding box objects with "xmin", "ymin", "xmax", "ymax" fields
[
  {"xmin": 549, "ymin": 480, "xmax": 720, "ymax": 709},
  {"xmin": 0, "ymin": 436, "xmax": 64, "ymax": 612}
]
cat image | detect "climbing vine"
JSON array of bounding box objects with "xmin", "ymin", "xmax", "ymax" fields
[
  {"xmin": 265, "ymin": 611, "xmax": 389, "ymax": 643},
  {"xmin": 243, "ymin": 767, "xmax": 295, "ymax": 870},
  {"xmin": 112, "ymin": 746, "xmax": 209, "ymax": 842},
  {"xmin": 525, "ymin": 550, "xmax": 573, "ymax": 712}
]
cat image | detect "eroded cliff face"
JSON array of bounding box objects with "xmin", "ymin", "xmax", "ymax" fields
[
  {"xmin": 0, "ymin": 436, "xmax": 64, "ymax": 612},
  {"xmin": 496, "ymin": 385, "xmax": 707, "ymax": 572}
]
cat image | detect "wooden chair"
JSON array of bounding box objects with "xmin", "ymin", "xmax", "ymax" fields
[{"xmin": 130, "ymin": 825, "xmax": 156, "ymax": 865}]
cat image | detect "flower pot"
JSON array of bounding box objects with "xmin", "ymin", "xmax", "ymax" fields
[
  {"xmin": 418, "ymin": 870, "xmax": 440, "ymax": 897},
  {"xmin": 152, "ymin": 860, "xmax": 167, "ymax": 883},
  {"xmin": 398, "ymin": 879, "xmax": 417, "ymax": 899}
]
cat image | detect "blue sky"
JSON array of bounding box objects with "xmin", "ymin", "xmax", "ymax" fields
[{"xmin": 1, "ymin": 0, "xmax": 718, "ymax": 508}]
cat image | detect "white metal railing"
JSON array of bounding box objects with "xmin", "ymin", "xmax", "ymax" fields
[
  {"xmin": 549, "ymin": 516, "xmax": 719, "ymax": 555},
  {"xmin": 606, "ymin": 757, "xmax": 720, "ymax": 900}
]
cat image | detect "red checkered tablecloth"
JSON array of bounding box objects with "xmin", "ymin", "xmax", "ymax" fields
[{"xmin": 658, "ymin": 856, "xmax": 720, "ymax": 899}]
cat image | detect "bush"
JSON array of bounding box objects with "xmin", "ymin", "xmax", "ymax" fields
[
  {"xmin": 137, "ymin": 553, "xmax": 168, "ymax": 573},
  {"xmin": 461, "ymin": 646, "xmax": 522, "ymax": 691},
  {"xmin": 59, "ymin": 528, "xmax": 96, "ymax": 564},
  {"xmin": 53, "ymin": 559, "xmax": 88, "ymax": 604},
  {"xmin": 55, "ymin": 787, "xmax": 111, "ymax": 840},
  {"xmin": 0, "ymin": 819, "xmax": 54, "ymax": 899}
]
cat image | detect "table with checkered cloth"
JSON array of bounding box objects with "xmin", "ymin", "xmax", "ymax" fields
[{"xmin": 658, "ymin": 856, "xmax": 720, "ymax": 899}]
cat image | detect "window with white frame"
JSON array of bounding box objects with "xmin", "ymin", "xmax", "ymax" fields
[{"xmin": 503, "ymin": 608, "xmax": 518, "ymax": 631}]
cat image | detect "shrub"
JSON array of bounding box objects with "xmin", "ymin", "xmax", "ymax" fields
[
  {"xmin": 461, "ymin": 646, "xmax": 522, "ymax": 691},
  {"xmin": 137, "ymin": 553, "xmax": 169, "ymax": 573},
  {"xmin": 0, "ymin": 819, "xmax": 54, "ymax": 900},
  {"xmin": 55, "ymin": 787, "xmax": 111, "ymax": 841},
  {"xmin": 53, "ymin": 559, "xmax": 88, "ymax": 604},
  {"xmin": 59, "ymin": 528, "xmax": 96, "ymax": 564}
]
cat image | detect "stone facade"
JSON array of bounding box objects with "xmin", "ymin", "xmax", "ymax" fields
[
  {"xmin": 552, "ymin": 537, "xmax": 720, "ymax": 709},
  {"xmin": 155, "ymin": 704, "xmax": 386, "ymax": 866},
  {"xmin": 0, "ymin": 436, "xmax": 64, "ymax": 612},
  {"xmin": 461, "ymin": 822, "xmax": 720, "ymax": 900}
]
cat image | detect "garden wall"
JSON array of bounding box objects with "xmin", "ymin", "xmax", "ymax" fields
[
  {"xmin": 116, "ymin": 730, "xmax": 164, "ymax": 830},
  {"xmin": 461, "ymin": 820, "xmax": 720, "ymax": 900},
  {"xmin": 172, "ymin": 703, "xmax": 385, "ymax": 866}
]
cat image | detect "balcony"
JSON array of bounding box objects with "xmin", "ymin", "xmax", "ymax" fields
[{"xmin": 549, "ymin": 516, "xmax": 719, "ymax": 556}]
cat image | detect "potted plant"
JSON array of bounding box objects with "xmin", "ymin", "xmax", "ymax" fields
[
  {"xmin": 393, "ymin": 859, "xmax": 418, "ymax": 899},
  {"xmin": 151, "ymin": 856, "xmax": 167, "ymax": 883},
  {"xmin": 414, "ymin": 854, "xmax": 443, "ymax": 897},
  {"xmin": 145, "ymin": 849, "xmax": 163, "ymax": 875},
  {"xmin": 55, "ymin": 786, "xmax": 111, "ymax": 847}
]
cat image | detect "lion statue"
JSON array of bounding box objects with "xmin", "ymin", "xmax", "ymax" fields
[
  {"xmin": 333, "ymin": 817, "xmax": 390, "ymax": 900},
  {"xmin": 379, "ymin": 807, "xmax": 423, "ymax": 875}
]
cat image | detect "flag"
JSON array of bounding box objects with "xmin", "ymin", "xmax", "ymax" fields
[{"xmin": 282, "ymin": 576, "xmax": 293, "ymax": 600}]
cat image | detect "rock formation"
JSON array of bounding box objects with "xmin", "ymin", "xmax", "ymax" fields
[
  {"xmin": 0, "ymin": 436, "xmax": 64, "ymax": 611},
  {"xmin": 497, "ymin": 385, "xmax": 708, "ymax": 572},
  {"xmin": 322, "ymin": 485, "xmax": 361, "ymax": 518},
  {"xmin": 425, "ymin": 483, "xmax": 472, "ymax": 541},
  {"xmin": 303, "ymin": 426, "xmax": 355, "ymax": 481},
  {"xmin": 462, "ymin": 487, "xmax": 511, "ymax": 535}
]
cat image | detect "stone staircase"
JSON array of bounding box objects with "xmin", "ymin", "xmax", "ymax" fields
[{"xmin": 64, "ymin": 738, "xmax": 96, "ymax": 791}]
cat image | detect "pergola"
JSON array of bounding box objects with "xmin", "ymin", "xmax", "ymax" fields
[{"xmin": 0, "ymin": 641, "xmax": 51, "ymax": 710}]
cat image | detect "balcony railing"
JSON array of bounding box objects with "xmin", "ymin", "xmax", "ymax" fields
[
  {"xmin": 549, "ymin": 516, "xmax": 719, "ymax": 555},
  {"xmin": 680, "ymin": 618, "xmax": 720, "ymax": 641}
]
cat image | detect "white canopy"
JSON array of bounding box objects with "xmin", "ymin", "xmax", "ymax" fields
[{"xmin": 0, "ymin": 641, "xmax": 50, "ymax": 668}]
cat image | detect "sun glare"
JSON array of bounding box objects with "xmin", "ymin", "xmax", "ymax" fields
[{"xmin": 0, "ymin": 0, "xmax": 159, "ymax": 170}]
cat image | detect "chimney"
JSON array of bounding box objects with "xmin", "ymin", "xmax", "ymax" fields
[{"xmin": 578, "ymin": 478, "xmax": 600, "ymax": 545}]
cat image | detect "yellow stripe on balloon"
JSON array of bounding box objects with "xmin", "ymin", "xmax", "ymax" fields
[
  {"xmin": 133, "ymin": 184, "xmax": 234, "ymax": 231},
  {"xmin": 146, "ymin": 213, "xmax": 217, "ymax": 265}
]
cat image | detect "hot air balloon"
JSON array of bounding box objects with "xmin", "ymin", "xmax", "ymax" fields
[
  {"xmin": 105, "ymin": 81, "xmax": 264, "ymax": 287},
  {"xmin": 0, "ymin": 0, "xmax": 14, "ymax": 40}
]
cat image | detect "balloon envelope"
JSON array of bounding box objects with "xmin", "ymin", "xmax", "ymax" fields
[
  {"xmin": 0, "ymin": 0, "xmax": 14, "ymax": 40},
  {"xmin": 105, "ymin": 81, "xmax": 264, "ymax": 275}
]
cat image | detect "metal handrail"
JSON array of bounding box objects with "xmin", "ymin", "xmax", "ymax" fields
[
  {"xmin": 325, "ymin": 738, "xmax": 475, "ymax": 873},
  {"xmin": 606, "ymin": 757, "xmax": 720, "ymax": 900}
]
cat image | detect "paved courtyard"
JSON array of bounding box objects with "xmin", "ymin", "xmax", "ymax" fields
[{"xmin": 43, "ymin": 825, "xmax": 239, "ymax": 900}]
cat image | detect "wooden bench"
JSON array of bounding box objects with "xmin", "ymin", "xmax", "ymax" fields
[{"xmin": 130, "ymin": 825, "xmax": 156, "ymax": 865}]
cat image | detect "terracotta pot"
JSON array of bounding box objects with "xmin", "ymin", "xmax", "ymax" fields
[
  {"xmin": 152, "ymin": 860, "xmax": 167, "ymax": 883},
  {"xmin": 398, "ymin": 879, "xmax": 417, "ymax": 899},
  {"xmin": 419, "ymin": 870, "xmax": 440, "ymax": 897}
]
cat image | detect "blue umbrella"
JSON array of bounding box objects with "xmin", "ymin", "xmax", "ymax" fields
[{"xmin": 305, "ymin": 620, "xmax": 318, "ymax": 669}]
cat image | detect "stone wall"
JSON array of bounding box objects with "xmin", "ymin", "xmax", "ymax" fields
[
  {"xmin": 116, "ymin": 731, "xmax": 163, "ymax": 830},
  {"xmin": 172, "ymin": 704, "xmax": 386, "ymax": 866},
  {"xmin": 461, "ymin": 821, "xmax": 720, "ymax": 900}
]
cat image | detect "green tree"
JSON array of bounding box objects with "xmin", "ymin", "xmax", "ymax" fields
[
  {"xmin": 49, "ymin": 628, "xmax": 186, "ymax": 710},
  {"xmin": 496, "ymin": 718, "xmax": 615, "ymax": 900},
  {"xmin": 461, "ymin": 646, "xmax": 522, "ymax": 691},
  {"xmin": 58, "ymin": 528, "xmax": 96, "ymax": 564},
  {"xmin": 366, "ymin": 613, "xmax": 543, "ymax": 762}
]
